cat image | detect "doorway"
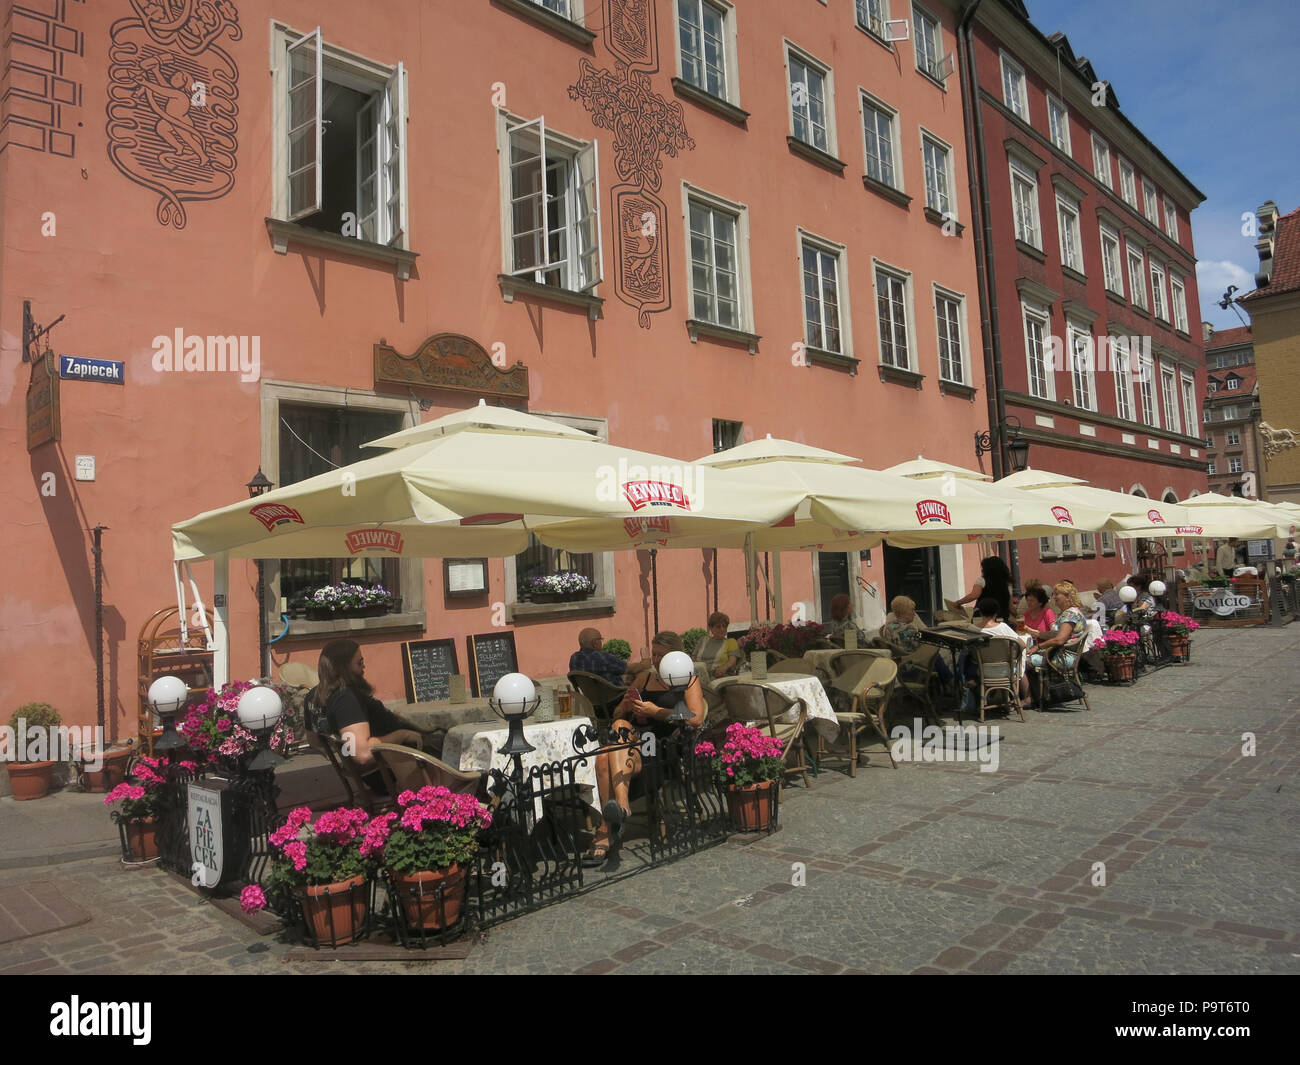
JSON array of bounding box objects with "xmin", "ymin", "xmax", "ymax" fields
[
  {"xmin": 816, "ymin": 552, "xmax": 851, "ymax": 622},
  {"xmin": 883, "ymin": 544, "xmax": 941, "ymax": 624}
]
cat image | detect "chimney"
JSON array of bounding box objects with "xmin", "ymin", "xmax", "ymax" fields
[
  {"xmin": 1255, "ymin": 201, "xmax": 1278, "ymax": 288},
  {"xmin": 1202, "ymin": 322, "xmax": 1215, "ymax": 343}
]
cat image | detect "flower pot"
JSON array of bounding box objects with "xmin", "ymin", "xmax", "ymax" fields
[
  {"xmin": 122, "ymin": 818, "xmax": 159, "ymax": 863},
  {"xmin": 390, "ymin": 865, "xmax": 467, "ymax": 931},
  {"xmin": 1104, "ymin": 657, "xmax": 1136, "ymax": 683},
  {"xmin": 299, "ymin": 875, "xmax": 369, "ymax": 946},
  {"xmin": 82, "ymin": 746, "xmax": 134, "ymax": 793},
  {"xmin": 726, "ymin": 780, "xmax": 776, "ymax": 832},
  {"xmin": 5, "ymin": 760, "xmax": 55, "ymax": 800},
  {"xmin": 1168, "ymin": 635, "xmax": 1190, "ymax": 663}
]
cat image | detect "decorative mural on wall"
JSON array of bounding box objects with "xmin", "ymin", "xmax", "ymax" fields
[
  {"xmin": 106, "ymin": 0, "xmax": 240, "ymax": 228},
  {"xmin": 0, "ymin": 0, "xmax": 85, "ymax": 158},
  {"xmin": 568, "ymin": 0, "xmax": 694, "ymax": 329}
]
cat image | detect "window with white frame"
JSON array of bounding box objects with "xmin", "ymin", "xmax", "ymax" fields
[
  {"xmin": 788, "ymin": 49, "xmax": 833, "ymax": 154},
  {"xmin": 1100, "ymin": 225, "xmax": 1122, "ymax": 294},
  {"xmin": 1229, "ymin": 457, "xmax": 1243, "ymax": 474},
  {"xmin": 1100, "ymin": 530, "xmax": 1115, "ymax": 556},
  {"xmin": 1150, "ymin": 260, "xmax": 1168, "ymax": 321},
  {"xmin": 1139, "ymin": 351, "xmax": 1158, "ymax": 427},
  {"xmin": 677, "ymin": 0, "xmax": 731, "ymax": 101},
  {"xmin": 1181, "ymin": 375, "xmax": 1198, "ymax": 433},
  {"xmin": 1001, "ymin": 52, "xmax": 1028, "ymax": 120},
  {"xmin": 1039, "ymin": 536, "xmax": 1057, "ymax": 560},
  {"xmin": 1141, "ymin": 176, "xmax": 1159, "ymax": 225},
  {"xmin": 275, "ymin": 27, "xmax": 408, "ymax": 246},
  {"xmin": 1047, "ymin": 93, "xmax": 1070, "ymax": 153},
  {"xmin": 802, "ymin": 236, "xmax": 845, "ymax": 353},
  {"xmin": 1069, "ymin": 324, "xmax": 1096, "ymax": 411},
  {"xmin": 862, "ymin": 93, "xmax": 900, "ymax": 189},
  {"xmin": 912, "ymin": 4, "xmax": 944, "ymax": 81},
  {"xmin": 1056, "ymin": 192, "xmax": 1083, "ymax": 273},
  {"xmin": 1163, "ymin": 198, "xmax": 1179, "ymax": 242},
  {"xmin": 1112, "ymin": 335, "xmax": 1133, "ymax": 421},
  {"xmin": 1207, "ymin": 462, "xmax": 1217, "ymax": 474},
  {"xmin": 935, "ymin": 287, "xmax": 965, "ymax": 383},
  {"xmin": 1204, "ymin": 432, "xmax": 1214, "ymax": 448},
  {"xmin": 534, "ymin": 0, "xmax": 577, "ymax": 17},
  {"xmin": 922, "ymin": 133, "xmax": 953, "ymax": 216},
  {"xmin": 1023, "ymin": 302, "xmax": 1052, "ymax": 400},
  {"xmin": 1221, "ymin": 405, "xmax": 1239, "ymax": 419},
  {"xmin": 1203, "ymin": 408, "xmax": 1212, "ymax": 423},
  {"xmin": 1127, "ymin": 246, "xmax": 1148, "ymax": 310},
  {"xmin": 1226, "ymin": 376, "xmax": 1240, "ymax": 390},
  {"xmin": 1059, "ymin": 533, "xmax": 1078, "ymax": 556},
  {"xmin": 1091, "ymin": 133, "xmax": 1112, "ymax": 188},
  {"xmin": 1208, "ymin": 379, "xmax": 1219, "ymax": 393},
  {"xmin": 1227, "ymin": 429, "xmax": 1241, "ymax": 446},
  {"xmin": 1010, "ymin": 160, "xmax": 1040, "ymax": 247},
  {"xmin": 687, "ymin": 192, "xmax": 746, "ymax": 330},
  {"xmin": 876, "ymin": 264, "xmax": 912, "ymax": 368},
  {"xmin": 1119, "ymin": 157, "xmax": 1137, "ymax": 208},
  {"xmin": 1171, "ymin": 274, "xmax": 1188, "ymax": 332},
  {"xmin": 1160, "ymin": 364, "xmax": 1181, "ymax": 434},
  {"xmin": 503, "ymin": 114, "xmax": 603, "ymax": 293},
  {"xmin": 855, "ymin": 0, "xmax": 890, "ymax": 39},
  {"xmin": 1081, "ymin": 533, "xmax": 1097, "ymax": 557}
]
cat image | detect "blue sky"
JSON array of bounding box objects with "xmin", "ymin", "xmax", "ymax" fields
[{"xmin": 1025, "ymin": 0, "xmax": 1300, "ymax": 331}]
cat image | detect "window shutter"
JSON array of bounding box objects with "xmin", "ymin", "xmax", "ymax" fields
[
  {"xmin": 574, "ymin": 138, "xmax": 603, "ymax": 292},
  {"xmin": 383, "ymin": 62, "xmax": 407, "ymax": 246},
  {"xmin": 287, "ymin": 27, "xmax": 323, "ymax": 221},
  {"xmin": 355, "ymin": 95, "xmax": 378, "ymax": 241}
]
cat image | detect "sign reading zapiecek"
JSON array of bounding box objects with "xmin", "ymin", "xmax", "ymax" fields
[{"xmin": 60, "ymin": 355, "xmax": 125, "ymax": 383}]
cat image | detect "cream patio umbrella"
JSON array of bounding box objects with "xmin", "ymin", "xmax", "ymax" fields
[
  {"xmin": 995, "ymin": 469, "xmax": 1200, "ymax": 535},
  {"xmin": 1175, "ymin": 493, "xmax": 1299, "ymax": 541},
  {"xmin": 173, "ymin": 427, "xmax": 809, "ymax": 684}
]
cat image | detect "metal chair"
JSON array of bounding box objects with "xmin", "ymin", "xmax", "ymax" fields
[
  {"xmin": 567, "ymin": 670, "xmax": 628, "ymax": 724},
  {"xmin": 369, "ymin": 743, "xmax": 488, "ymax": 802},
  {"xmin": 304, "ymin": 730, "xmax": 394, "ymax": 815},
  {"xmin": 893, "ymin": 643, "xmax": 944, "ymax": 726},
  {"xmin": 1032, "ymin": 633, "xmax": 1091, "ymax": 712},
  {"xmin": 828, "ymin": 658, "xmax": 899, "ymax": 775},
  {"xmin": 719, "ymin": 682, "xmax": 811, "ymax": 788},
  {"xmin": 971, "ymin": 637, "xmax": 1025, "ymax": 723}
]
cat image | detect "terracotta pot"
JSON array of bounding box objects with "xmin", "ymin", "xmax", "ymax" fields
[
  {"xmin": 6, "ymin": 760, "xmax": 55, "ymax": 800},
  {"xmin": 122, "ymin": 818, "xmax": 159, "ymax": 862},
  {"xmin": 390, "ymin": 865, "xmax": 467, "ymax": 931},
  {"xmin": 1168, "ymin": 635, "xmax": 1190, "ymax": 662},
  {"xmin": 82, "ymin": 747, "xmax": 134, "ymax": 793},
  {"xmin": 1104, "ymin": 656, "xmax": 1136, "ymax": 683},
  {"xmin": 726, "ymin": 780, "xmax": 776, "ymax": 832},
  {"xmin": 300, "ymin": 875, "xmax": 369, "ymax": 946}
]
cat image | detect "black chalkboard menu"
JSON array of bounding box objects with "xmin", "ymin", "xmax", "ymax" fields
[
  {"xmin": 401, "ymin": 639, "xmax": 459, "ymax": 703},
  {"xmin": 466, "ymin": 632, "xmax": 519, "ymax": 698}
]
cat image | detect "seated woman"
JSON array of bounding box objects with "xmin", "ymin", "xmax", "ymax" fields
[
  {"xmin": 883, "ymin": 596, "xmax": 952, "ymax": 684},
  {"xmin": 972, "ymin": 598, "xmax": 1033, "ymax": 710},
  {"xmin": 312, "ymin": 639, "xmax": 426, "ymax": 794},
  {"xmin": 587, "ymin": 632, "xmax": 707, "ymax": 866},
  {"xmin": 1026, "ymin": 582, "xmax": 1088, "ymax": 707},
  {"xmin": 692, "ymin": 611, "xmax": 741, "ymax": 678},
  {"xmin": 827, "ymin": 593, "xmax": 866, "ymax": 644},
  {"xmin": 1019, "ymin": 586, "xmax": 1056, "ymax": 642}
]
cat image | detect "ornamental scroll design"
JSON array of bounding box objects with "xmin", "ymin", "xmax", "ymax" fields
[
  {"xmin": 568, "ymin": 1, "xmax": 694, "ymax": 329},
  {"xmin": 1259, "ymin": 421, "xmax": 1299, "ymax": 465},
  {"xmin": 105, "ymin": 0, "xmax": 240, "ymax": 229}
]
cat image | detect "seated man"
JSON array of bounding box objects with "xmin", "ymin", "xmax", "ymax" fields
[
  {"xmin": 1093, "ymin": 578, "xmax": 1123, "ymax": 627},
  {"xmin": 568, "ymin": 627, "xmax": 629, "ymax": 687}
]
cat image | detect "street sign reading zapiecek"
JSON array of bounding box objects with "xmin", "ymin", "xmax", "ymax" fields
[
  {"xmin": 59, "ymin": 355, "xmax": 124, "ymax": 383},
  {"xmin": 188, "ymin": 781, "xmax": 225, "ymax": 889}
]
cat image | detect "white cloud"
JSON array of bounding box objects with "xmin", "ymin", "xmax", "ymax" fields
[{"xmin": 1195, "ymin": 259, "xmax": 1254, "ymax": 302}]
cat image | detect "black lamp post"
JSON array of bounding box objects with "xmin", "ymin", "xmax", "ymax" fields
[
  {"xmin": 973, "ymin": 416, "xmax": 1030, "ymax": 474},
  {"xmin": 246, "ymin": 468, "xmax": 274, "ymax": 679}
]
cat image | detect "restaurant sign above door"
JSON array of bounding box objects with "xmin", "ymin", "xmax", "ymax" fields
[
  {"xmin": 374, "ymin": 333, "xmax": 528, "ymax": 399},
  {"xmin": 26, "ymin": 351, "xmax": 60, "ymax": 452}
]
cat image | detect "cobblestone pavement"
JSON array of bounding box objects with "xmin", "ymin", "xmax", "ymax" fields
[{"xmin": 2, "ymin": 626, "xmax": 1297, "ymax": 975}]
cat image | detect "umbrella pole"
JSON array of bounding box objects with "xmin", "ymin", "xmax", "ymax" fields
[
  {"xmin": 745, "ymin": 534, "xmax": 758, "ymax": 624},
  {"xmin": 650, "ymin": 548, "xmax": 659, "ymax": 634},
  {"xmin": 712, "ymin": 549, "xmax": 719, "ymax": 615},
  {"xmin": 213, "ymin": 552, "xmax": 230, "ymax": 687},
  {"xmin": 773, "ymin": 551, "xmax": 783, "ymax": 622}
]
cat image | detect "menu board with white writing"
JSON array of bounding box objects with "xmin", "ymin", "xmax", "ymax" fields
[
  {"xmin": 402, "ymin": 639, "xmax": 459, "ymax": 703},
  {"xmin": 466, "ymin": 632, "xmax": 519, "ymax": 698}
]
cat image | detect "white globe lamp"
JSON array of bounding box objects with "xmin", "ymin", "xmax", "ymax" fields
[
  {"xmin": 490, "ymin": 673, "xmax": 539, "ymax": 757},
  {"xmin": 237, "ymin": 685, "xmax": 286, "ymax": 771},
  {"xmin": 148, "ymin": 675, "xmax": 189, "ymax": 751}
]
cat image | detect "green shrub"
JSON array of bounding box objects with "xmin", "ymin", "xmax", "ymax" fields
[
  {"xmin": 603, "ymin": 638, "xmax": 632, "ymax": 661},
  {"xmin": 682, "ymin": 628, "xmax": 707, "ymax": 657},
  {"xmin": 10, "ymin": 702, "xmax": 61, "ymax": 731}
]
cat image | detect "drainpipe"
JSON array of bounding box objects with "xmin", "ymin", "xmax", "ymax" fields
[{"xmin": 958, "ymin": 0, "xmax": 1021, "ymax": 591}]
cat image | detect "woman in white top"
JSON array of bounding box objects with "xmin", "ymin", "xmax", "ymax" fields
[{"xmin": 976, "ymin": 597, "xmax": 1033, "ymax": 709}]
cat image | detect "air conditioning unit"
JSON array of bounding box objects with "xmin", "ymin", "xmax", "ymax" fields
[{"xmin": 883, "ymin": 18, "xmax": 910, "ymax": 41}]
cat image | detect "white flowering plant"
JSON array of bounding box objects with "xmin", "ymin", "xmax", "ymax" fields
[
  {"xmin": 309, "ymin": 583, "xmax": 397, "ymax": 611},
  {"xmin": 525, "ymin": 572, "xmax": 594, "ymax": 596}
]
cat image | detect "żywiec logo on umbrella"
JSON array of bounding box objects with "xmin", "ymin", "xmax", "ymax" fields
[
  {"xmin": 624, "ymin": 516, "xmax": 671, "ymax": 544},
  {"xmin": 1175, "ymin": 526, "xmax": 1204, "ymax": 536},
  {"xmin": 250, "ymin": 503, "xmax": 305, "ymax": 530},
  {"xmin": 623, "ymin": 481, "xmax": 691, "ymax": 511},
  {"xmin": 915, "ymin": 499, "xmax": 951, "ymax": 525},
  {"xmin": 1147, "ymin": 509, "xmax": 1165, "ymax": 524},
  {"xmin": 345, "ymin": 529, "xmax": 404, "ymax": 555},
  {"xmin": 1051, "ymin": 505, "xmax": 1073, "ymax": 525}
]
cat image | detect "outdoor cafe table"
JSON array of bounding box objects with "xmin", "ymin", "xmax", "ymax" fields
[
  {"xmin": 712, "ymin": 673, "xmax": 839, "ymax": 742},
  {"xmin": 441, "ymin": 716, "xmax": 600, "ymax": 815},
  {"xmin": 804, "ymin": 647, "xmax": 891, "ymax": 675}
]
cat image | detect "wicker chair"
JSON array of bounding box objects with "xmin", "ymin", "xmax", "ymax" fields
[
  {"xmin": 304, "ymin": 729, "xmax": 394, "ymax": 815},
  {"xmin": 971, "ymin": 637, "xmax": 1025, "ymax": 723},
  {"xmin": 719, "ymin": 683, "xmax": 811, "ymax": 788},
  {"xmin": 893, "ymin": 643, "xmax": 943, "ymax": 726},
  {"xmin": 1031, "ymin": 633, "xmax": 1091, "ymax": 712},
  {"xmin": 369, "ymin": 742, "xmax": 488, "ymax": 801},
  {"xmin": 568, "ymin": 670, "xmax": 628, "ymax": 724},
  {"xmin": 827, "ymin": 658, "xmax": 899, "ymax": 775},
  {"xmin": 826, "ymin": 648, "xmax": 892, "ymax": 677}
]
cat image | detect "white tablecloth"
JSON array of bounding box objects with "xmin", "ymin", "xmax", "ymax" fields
[
  {"xmin": 441, "ymin": 716, "xmax": 599, "ymax": 814},
  {"xmin": 714, "ymin": 674, "xmax": 839, "ymax": 742}
]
